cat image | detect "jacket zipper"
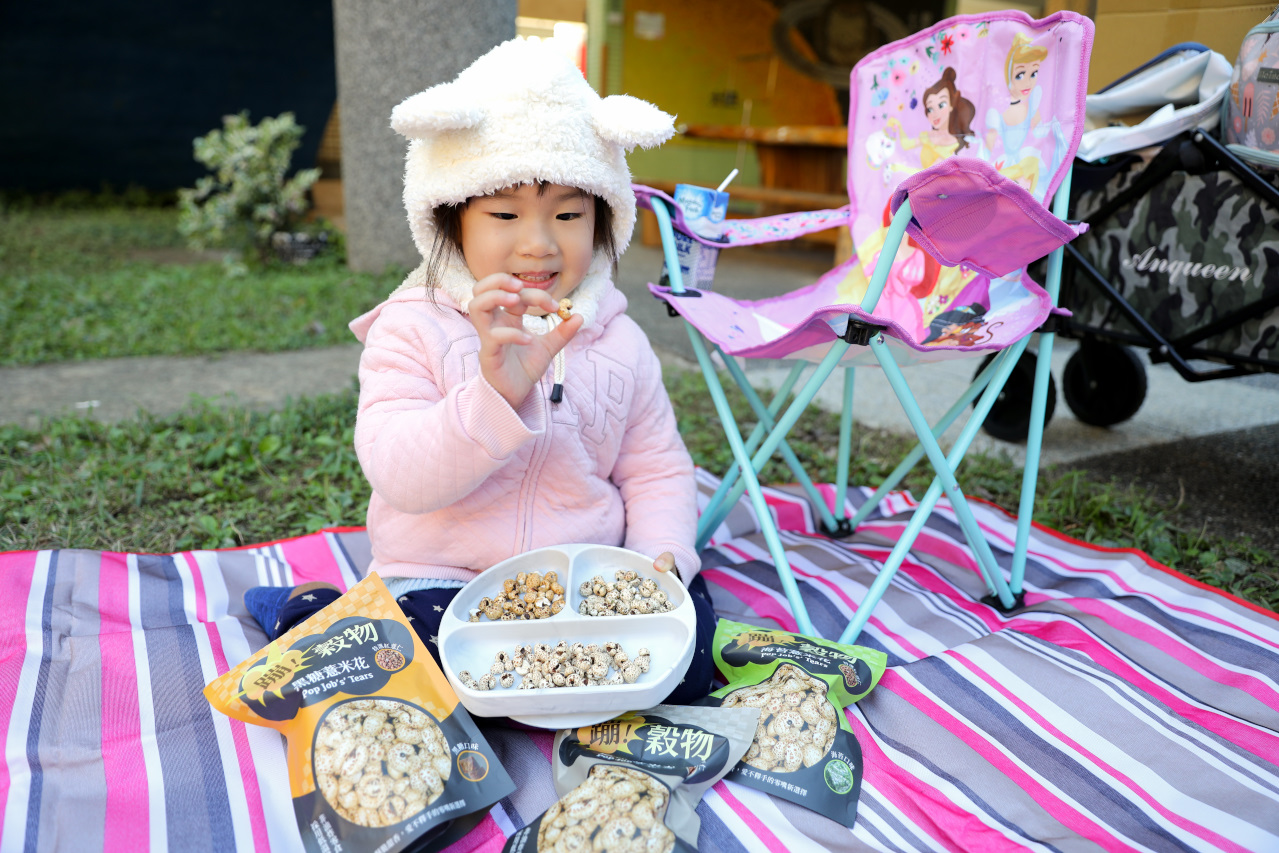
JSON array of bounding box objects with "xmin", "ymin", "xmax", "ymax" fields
[{"xmin": 515, "ymin": 376, "xmax": 555, "ymax": 554}]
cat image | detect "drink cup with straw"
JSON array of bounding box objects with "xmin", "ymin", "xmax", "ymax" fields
[{"xmin": 663, "ymin": 169, "xmax": 737, "ymax": 290}]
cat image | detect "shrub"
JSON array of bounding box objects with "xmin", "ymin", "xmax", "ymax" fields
[{"xmin": 177, "ymin": 111, "xmax": 321, "ymax": 262}]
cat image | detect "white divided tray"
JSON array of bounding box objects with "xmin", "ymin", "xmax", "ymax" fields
[{"xmin": 438, "ymin": 544, "xmax": 696, "ymax": 729}]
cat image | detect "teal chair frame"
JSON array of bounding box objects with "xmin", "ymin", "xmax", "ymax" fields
[{"xmin": 651, "ymin": 171, "xmax": 1073, "ymax": 644}]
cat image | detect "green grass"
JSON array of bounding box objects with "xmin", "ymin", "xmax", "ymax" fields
[
  {"xmin": 0, "ymin": 206, "xmax": 403, "ymax": 366},
  {"xmin": 2, "ymin": 373, "xmax": 1275, "ymax": 613},
  {"xmin": 0, "ymin": 390, "xmax": 367, "ymax": 554}
]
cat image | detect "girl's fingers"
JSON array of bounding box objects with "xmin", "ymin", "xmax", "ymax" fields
[
  {"xmin": 517, "ymin": 288, "xmax": 559, "ymax": 314},
  {"xmin": 469, "ymin": 289, "xmax": 523, "ymax": 316},
  {"xmin": 472, "ymin": 273, "xmax": 524, "ymax": 295},
  {"xmin": 469, "ymin": 293, "xmax": 530, "ymax": 340},
  {"xmin": 652, "ymin": 552, "xmax": 675, "ymax": 573},
  {"xmin": 483, "ymin": 326, "xmax": 533, "ymax": 346},
  {"xmin": 548, "ymin": 312, "xmax": 583, "ymax": 347}
]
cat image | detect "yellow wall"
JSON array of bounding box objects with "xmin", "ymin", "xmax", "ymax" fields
[
  {"xmin": 1046, "ymin": 0, "xmax": 1267, "ymax": 91},
  {"xmin": 615, "ymin": 0, "xmax": 843, "ymax": 187}
]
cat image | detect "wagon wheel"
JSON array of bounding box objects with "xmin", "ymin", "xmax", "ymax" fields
[
  {"xmin": 1062, "ymin": 340, "xmax": 1147, "ymax": 427},
  {"xmin": 972, "ymin": 350, "xmax": 1056, "ymax": 443}
]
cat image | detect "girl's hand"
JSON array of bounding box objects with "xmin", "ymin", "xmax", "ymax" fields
[
  {"xmin": 652, "ymin": 551, "xmax": 680, "ymax": 580},
  {"xmin": 468, "ymin": 273, "xmax": 583, "ymax": 408}
]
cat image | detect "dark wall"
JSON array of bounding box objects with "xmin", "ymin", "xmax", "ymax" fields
[{"xmin": 0, "ymin": 1, "xmax": 336, "ymax": 191}]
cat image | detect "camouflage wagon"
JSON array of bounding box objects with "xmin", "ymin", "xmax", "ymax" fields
[
  {"xmin": 1053, "ymin": 131, "xmax": 1279, "ymax": 424},
  {"xmin": 1064, "ymin": 131, "xmax": 1279, "ymax": 367}
]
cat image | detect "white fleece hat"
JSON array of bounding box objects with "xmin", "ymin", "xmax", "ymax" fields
[{"xmin": 391, "ymin": 37, "xmax": 676, "ymax": 262}]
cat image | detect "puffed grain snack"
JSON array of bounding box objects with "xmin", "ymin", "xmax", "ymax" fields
[
  {"xmin": 577, "ymin": 570, "xmax": 677, "ymax": 617},
  {"xmin": 469, "ymin": 570, "xmax": 567, "ymax": 622},
  {"xmin": 722, "ymin": 663, "xmax": 838, "ymax": 773},
  {"xmin": 703, "ymin": 619, "xmax": 887, "ymax": 829},
  {"xmin": 313, "ymin": 699, "xmax": 452, "ymax": 828},
  {"xmin": 462, "ymin": 641, "xmax": 652, "ymax": 691},
  {"xmin": 537, "ymin": 765, "xmax": 674, "ymax": 853}
]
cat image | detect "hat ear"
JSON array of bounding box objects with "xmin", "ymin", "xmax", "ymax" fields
[
  {"xmin": 592, "ymin": 95, "xmax": 675, "ymax": 151},
  {"xmin": 390, "ymin": 84, "xmax": 485, "ymax": 139}
]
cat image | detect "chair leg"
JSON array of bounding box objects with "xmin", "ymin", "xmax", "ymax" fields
[
  {"xmin": 684, "ymin": 324, "xmax": 821, "ymax": 637},
  {"xmin": 839, "ymin": 474, "xmax": 948, "ymax": 644},
  {"xmin": 869, "ymin": 336, "xmax": 1022, "ymax": 610},
  {"xmin": 847, "ymin": 358, "xmax": 1000, "ymax": 530},
  {"xmin": 1010, "ymin": 330, "xmax": 1057, "ymax": 594},
  {"xmin": 832, "ymin": 367, "xmax": 855, "ymax": 534},
  {"xmin": 696, "ymin": 360, "xmax": 807, "ymax": 548},
  {"xmin": 697, "ymin": 359, "xmax": 828, "ymax": 546},
  {"xmin": 1010, "ymin": 171, "xmax": 1073, "ymax": 595},
  {"xmin": 701, "ymin": 340, "xmax": 854, "ymax": 556},
  {"xmin": 718, "ymin": 356, "xmax": 842, "ymax": 535}
]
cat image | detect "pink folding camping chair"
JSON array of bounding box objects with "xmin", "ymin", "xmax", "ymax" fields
[{"xmin": 641, "ymin": 11, "xmax": 1094, "ymax": 643}]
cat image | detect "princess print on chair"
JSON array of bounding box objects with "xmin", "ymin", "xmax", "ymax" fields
[
  {"xmin": 985, "ymin": 33, "xmax": 1046, "ymax": 163},
  {"xmin": 983, "ymin": 32, "xmax": 1068, "ymax": 203},
  {"xmin": 886, "ymin": 67, "xmax": 976, "ymax": 169}
]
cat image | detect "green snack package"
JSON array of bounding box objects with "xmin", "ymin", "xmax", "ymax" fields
[
  {"xmin": 503, "ymin": 704, "xmax": 760, "ymax": 853},
  {"xmin": 697, "ymin": 619, "xmax": 887, "ymax": 828}
]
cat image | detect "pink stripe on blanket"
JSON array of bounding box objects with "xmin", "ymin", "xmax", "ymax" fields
[
  {"xmin": 279, "ymin": 533, "xmax": 350, "ymax": 590},
  {"xmin": 97, "ymin": 552, "xmax": 150, "ymax": 853},
  {"xmin": 712, "ymin": 782, "xmax": 790, "ymax": 852},
  {"xmin": 530, "ymin": 730, "xmax": 555, "ymax": 764},
  {"xmin": 1066, "ymin": 597, "xmax": 1279, "ymax": 704},
  {"xmin": 180, "ymin": 552, "xmax": 208, "ymax": 624},
  {"xmin": 1008, "ymin": 618, "xmax": 1279, "ymax": 760},
  {"xmin": 948, "ymin": 650, "xmax": 1254, "ymax": 853},
  {"xmin": 701, "ymin": 565, "xmax": 800, "ymax": 633},
  {"xmin": 0, "ymin": 550, "xmax": 37, "ymax": 842},
  {"xmin": 440, "ymin": 813, "xmax": 506, "ymax": 853},
  {"xmin": 205, "ymin": 621, "xmax": 272, "ymax": 853},
  {"xmin": 862, "ymin": 521, "xmax": 983, "ymax": 576},
  {"xmin": 981, "ymin": 526, "xmax": 1279, "ymax": 653},
  {"xmin": 846, "ymin": 708, "xmax": 1048, "ymax": 853},
  {"xmin": 762, "ymin": 490, "xmax": 810, "ymax": 533},
  {"xmin": 878, "ymin": 673, "xmax": 1148, "ymax": 852}
]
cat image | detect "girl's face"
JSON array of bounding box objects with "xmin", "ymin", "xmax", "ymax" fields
[
  {"xmin": 460, "ymin": 183, "xmax": 596, "ymax": 314},
  {"xmin": 1009, "ymin": 61, "xmax": 1040, "ymax": 100},
  {"xmin": 924, "ymin": 91, "xmax": 951, "ymax": 130}
]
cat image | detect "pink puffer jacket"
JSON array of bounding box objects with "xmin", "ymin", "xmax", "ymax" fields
[{"xmin": 347, "ymin": 280, "xmax": 701, "ymax": 582}]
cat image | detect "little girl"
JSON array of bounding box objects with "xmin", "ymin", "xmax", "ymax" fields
[{"xmin": 244, "ymin": 38, "xmax": 716, "ymax": 705}]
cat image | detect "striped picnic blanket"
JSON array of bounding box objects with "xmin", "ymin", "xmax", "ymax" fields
[{"xmin": 3, "ymin": 472, "xmax": 1278, "ymax": 852}]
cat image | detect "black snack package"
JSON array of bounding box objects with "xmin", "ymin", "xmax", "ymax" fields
[{"xmin": 503, "ymin": 704, "xmax": 759, "ymax": 853}]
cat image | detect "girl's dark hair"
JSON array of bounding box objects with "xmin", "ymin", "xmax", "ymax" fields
[
  {"xmin": 924, "ymin": 67, "xmax": 976, "ymax": 153},
  {"xmin": 423, "ymin": 182, "xmax": 617, "ymax": 294}
]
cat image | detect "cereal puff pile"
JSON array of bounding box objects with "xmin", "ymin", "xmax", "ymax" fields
[
  {"xmin": 538, "ymin": 765, "xmax": 675, "ymax": 853},
  {"xmin": 313, "ymin": 699, "xmax": 453, "ymax": 828},
  {"xmin": 469, "ymin": 571, "xmax": 567, "ymax": 621},
  {"xmin": 721, "ymin": 663, "xmax": 839, "ymax": 772}
]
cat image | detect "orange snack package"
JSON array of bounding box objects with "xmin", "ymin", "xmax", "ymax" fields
[{"xmin": 205, "ymin": 574, "xmax": 514, "ymax": 853}]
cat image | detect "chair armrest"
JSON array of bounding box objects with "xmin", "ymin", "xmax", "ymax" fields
[
  {"xmin": 887, "ymin": 158, "xmax": 1088, "ymax": 278},
  {"xmin": 633, "ymin": 184, "xmax": 850, "ymax": 248}
]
